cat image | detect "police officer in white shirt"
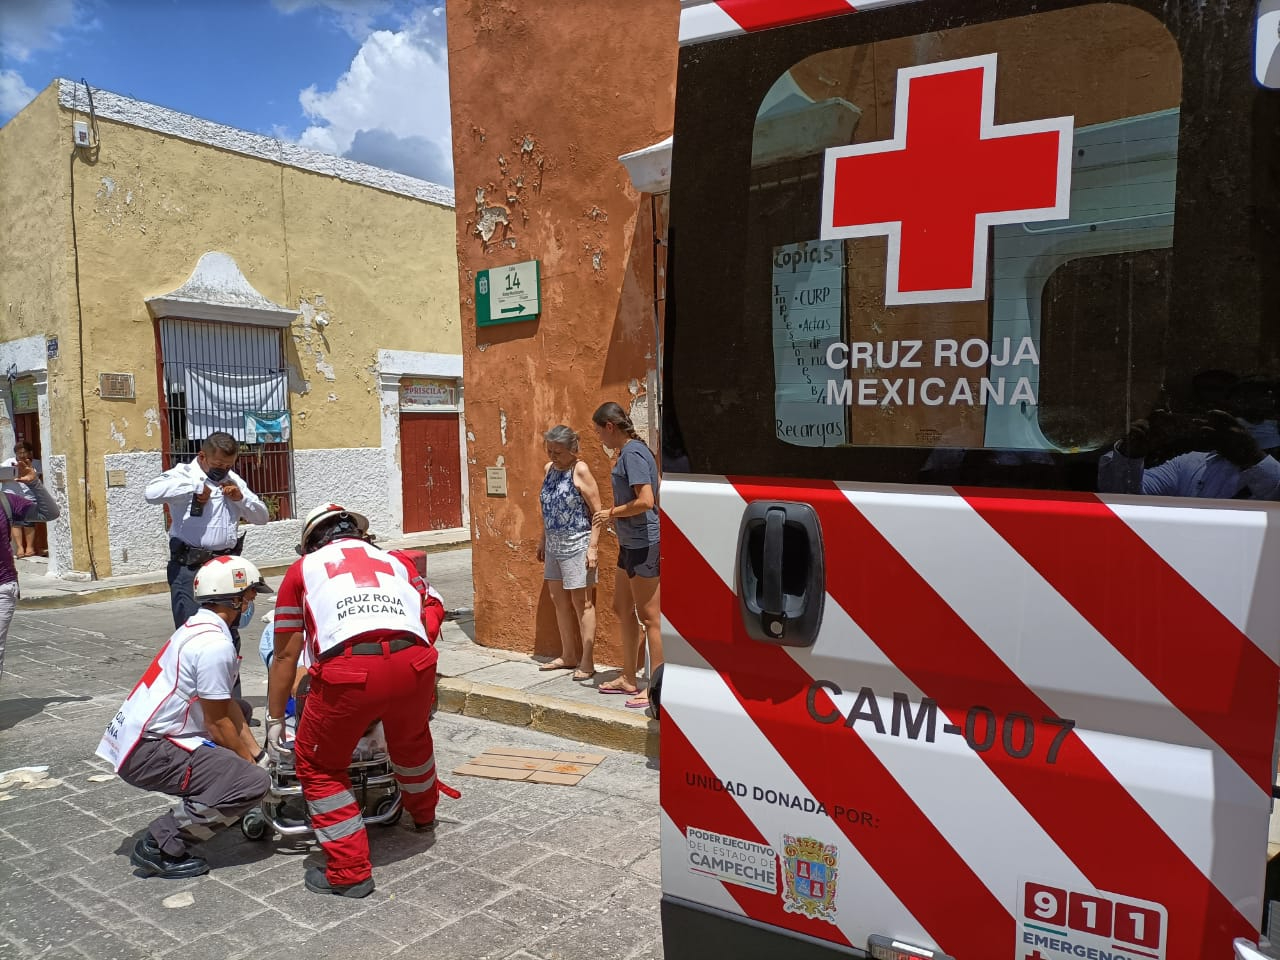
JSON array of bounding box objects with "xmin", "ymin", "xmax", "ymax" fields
[
  {"xmin": 145, "ymin": 432, "xmax": 268, "ymax": 695},
  {"xmin": 96, "ymin": 557, "xmax": 272, "ymax": 879}
]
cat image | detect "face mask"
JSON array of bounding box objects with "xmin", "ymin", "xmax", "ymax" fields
[
  {"xmin": 205, "ymin": 466, "xmax": 229, "ymax": 484},
  {"xmin": 237, "ymin": 600, "xmax": 255, "ymax": 629}
]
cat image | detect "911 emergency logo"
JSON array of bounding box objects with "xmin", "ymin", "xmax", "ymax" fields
[{"xmin": 781, "ymin": 835, "xmax": 838, "ymax": 924}]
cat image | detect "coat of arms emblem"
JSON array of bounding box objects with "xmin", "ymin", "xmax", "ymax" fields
[{"xmin": 781, "ymin": 835, "xmax": 838, "ymax": 923}]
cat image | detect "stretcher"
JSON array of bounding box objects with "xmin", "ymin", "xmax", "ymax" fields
[{"xmin": 240, "ymin": 722, "xmax": 402, "ymax": 842}]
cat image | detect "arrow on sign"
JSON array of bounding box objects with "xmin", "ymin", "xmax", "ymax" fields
[{"xmin": 500, "ymin": 304, "xmax": 527, "ymax": 315}]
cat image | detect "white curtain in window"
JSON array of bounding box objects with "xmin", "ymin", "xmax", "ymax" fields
[{"xmin": 183, "ymin": 368, "xmax": 288, "ymax": 441}]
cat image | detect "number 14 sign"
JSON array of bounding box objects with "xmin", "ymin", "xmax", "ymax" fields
[
  {"xmin": 1018, "ymin": 879, "xmax": 1167, "ymax": 960},
  {"xmin": 475, "ymin": 259, "xmax": 541, "ymax": 327}
]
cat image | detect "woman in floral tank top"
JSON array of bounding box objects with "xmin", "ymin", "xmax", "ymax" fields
[{"xmin": 536, "ymin": 425, "xmax": 603, "ymax": 679}]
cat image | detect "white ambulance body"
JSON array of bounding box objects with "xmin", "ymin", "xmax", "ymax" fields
[{"xmin": 658, "ymin": 2, "xmax": 1280, "ymax": 958}]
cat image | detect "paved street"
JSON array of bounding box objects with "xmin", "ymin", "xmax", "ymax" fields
[{"xmin": 0, "ymin": 576, "xmax": 663, "ymax": 960}]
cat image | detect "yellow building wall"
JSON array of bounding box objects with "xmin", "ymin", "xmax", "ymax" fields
[
  {"xmin": 28, "ymin": 99, "xmax": 458, "ymax": 576},
  {"xmin": 0, "ymin": 84, "xmax": 86, "ymax": 570}
]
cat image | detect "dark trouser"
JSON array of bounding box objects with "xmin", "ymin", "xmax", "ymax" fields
[
  {"xmin": 167, "ymin": 560, "xmax": 242, "ymax": 699},
  {"xmin": 119, "ymin": 724, "xmax": 269, "ymax": 858},
  {"xmin": 295, "ymin": 642, "xmax": 439, "ymax": 887}
]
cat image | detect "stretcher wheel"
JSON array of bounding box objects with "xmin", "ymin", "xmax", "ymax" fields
[
  {"xmin": 241, "ymin": 807, "xmax": 269, "ymax": 841},
  {"xmin": 373, "ymin": 795, "xmax": 402, "ymax": 826}
]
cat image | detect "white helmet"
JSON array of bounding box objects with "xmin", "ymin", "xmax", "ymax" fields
[
  {"xmin": 300, "ymin": 502, "xmax": 369, "ymax": 554},
  {"xmin": 193, "ymin": 556, "xmax": 274, "ymax": 602}
]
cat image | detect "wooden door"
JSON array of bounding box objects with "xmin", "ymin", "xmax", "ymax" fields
[
  {"xmin": 13, "ymin": 411, "xmax": 47, "ymax": 556},
  {"xmin": 400, "ymin": 413, "xmax": 462, "ymax": 532}
]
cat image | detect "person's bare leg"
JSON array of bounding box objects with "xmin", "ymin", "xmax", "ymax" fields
[
  {"xmin": 19, "ymin": 527, "xmax": 34, "ymax": 558},
  {"xmin": 541, "ymin": 579, "xmax": 580, "ymax": 670},
  {"xmin": 627, "ymin": 575, "xmax": 662, "ymax": 706},
  {"xmin": 571, "ymin": 586, "xmax": 596, "ymax": 677},
  {"xmin": 600, "ymin": 573, "xmax": 640, "ymax": 693}
]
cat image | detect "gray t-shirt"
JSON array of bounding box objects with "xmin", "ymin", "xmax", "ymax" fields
[{"xmin": 611, "ymin": 439, "xmax": 660, "ymax": 548}]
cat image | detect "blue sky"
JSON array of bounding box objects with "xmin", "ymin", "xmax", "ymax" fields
[{"xmin": 0, "ymin": 0, "xmax": 454, "ymax": 186}]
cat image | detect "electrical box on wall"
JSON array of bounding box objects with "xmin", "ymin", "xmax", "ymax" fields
[{"xmin": 73, "ymin": 121, "xmax": 91, "ymax": 147}]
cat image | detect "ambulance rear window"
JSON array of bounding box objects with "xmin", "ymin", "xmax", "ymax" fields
[{"xmin": 665, "ymin": 1, "xmax": 1280, "ymax": 495}]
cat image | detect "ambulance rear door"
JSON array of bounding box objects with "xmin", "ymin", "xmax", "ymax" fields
[{"xmin": 659, "ymin": 2, "xmax": 1280, "ymax": 959}]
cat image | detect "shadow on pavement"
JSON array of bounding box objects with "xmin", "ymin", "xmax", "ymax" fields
[{"xmin": 0, "ymin": 695, "xmax": 91, "ymax": 732}]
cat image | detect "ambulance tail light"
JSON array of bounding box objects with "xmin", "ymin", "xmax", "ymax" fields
[{"xmin": 867, "ymin": 935, "xmax": 955, "ymax": 960}]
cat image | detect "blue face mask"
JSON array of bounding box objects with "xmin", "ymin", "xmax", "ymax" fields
[{"xmin": 238, "ymin": 600, "xmax": 255, "ymax": 630}]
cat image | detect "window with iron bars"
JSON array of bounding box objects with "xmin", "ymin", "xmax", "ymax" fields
[{"xmin": 157, "ymin": 318, "xmax": 295, "ymax": 520}]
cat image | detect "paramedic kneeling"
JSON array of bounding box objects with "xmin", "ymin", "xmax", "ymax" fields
[
  {"xmin": 266, "ymin": 503, "xmax": 441, "ymax": 899},
  {"xmin": 95, "ymin": 557, "xmax": 272, "ymax": 879}
]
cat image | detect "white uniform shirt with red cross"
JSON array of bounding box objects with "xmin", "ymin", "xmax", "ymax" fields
[
  {"xmin": 274, "ymin": 538, "xmax": 427, "ymax": 662},
  {"xmin": 95, "ymin": 609, "xmax": 239, "ymax": 771}
]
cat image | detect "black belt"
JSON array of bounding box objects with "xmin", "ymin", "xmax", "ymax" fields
[
  {"xmin": 320, "ymin": 635, "xmax": 420, "ymax": 661},
  {"xmin": 170, "ymin": 535, "xmax": 243, "ymax": 569}
]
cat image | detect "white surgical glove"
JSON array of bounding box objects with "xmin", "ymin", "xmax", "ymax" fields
[{"xmin": 266, "ymin": 718, "xmax": 285, "ymax": 752}]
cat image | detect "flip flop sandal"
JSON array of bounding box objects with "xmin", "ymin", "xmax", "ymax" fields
[
  {"xmin": 599, "ymin": 684, "xmax": 639, "ymax": 695},
  {"xmin": 572, "ymin": 671, "xmax": 596, "ymax": 681},
  {"xmin": 537, "ymin": 660, "xmax": 576, "ymax": 672},
  {"xmin": 625, "ymin": 697, "xmax": 650, "ymax": 709}
]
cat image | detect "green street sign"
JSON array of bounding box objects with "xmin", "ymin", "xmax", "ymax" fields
[{"xmin": 476, "ymin": 260, "xmax": 541, "ymax": 326}]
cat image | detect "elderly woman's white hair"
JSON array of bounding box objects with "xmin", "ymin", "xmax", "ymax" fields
[{"xmin": 543, "ymin": 425, "xmax": 580, "ymax": 452}]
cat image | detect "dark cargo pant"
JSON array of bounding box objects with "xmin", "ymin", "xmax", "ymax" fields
[{"xmin": 119, "ymin": 722, "xmax": 269, "ymax": 858}]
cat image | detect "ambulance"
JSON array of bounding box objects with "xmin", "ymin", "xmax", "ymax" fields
[{"xmin": 657, "ymin": 1, "xmax": 1280, "ymax": 958}]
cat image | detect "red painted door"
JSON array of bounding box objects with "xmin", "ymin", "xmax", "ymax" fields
[{"xmin": 400, "ymin": 413, "xmax": 462, "ymax": 532}]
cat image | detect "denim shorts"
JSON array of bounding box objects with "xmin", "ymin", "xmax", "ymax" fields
[{"xmin": 544, "ymin": 546, "xmax": 597, "ymax": 590}]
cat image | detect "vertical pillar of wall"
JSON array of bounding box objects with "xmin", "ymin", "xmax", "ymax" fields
[
  {"xmin": 455, "ymin": 383, "xmax": 470, "ymax": 537},
  {"xmin": 31, "ymin": 371, "xmax": 65, "ymax": 577},
  {"xmin": 378, "ymin": 369, "xmax": 405, "ymax": 538}
]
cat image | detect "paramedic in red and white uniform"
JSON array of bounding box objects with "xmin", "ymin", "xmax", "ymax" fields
[
  {"xmin": 267, "ymin": 503, "xmax": 444, "ymax": 899},
  {"xmin": 96, "ymin": 556, "xmax": 272, "ymax": 880}
]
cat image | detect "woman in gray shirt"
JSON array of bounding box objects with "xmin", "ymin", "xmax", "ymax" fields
[{"xmin": 591, "ymin": 402, "xmax": 662, "ymax": 709}]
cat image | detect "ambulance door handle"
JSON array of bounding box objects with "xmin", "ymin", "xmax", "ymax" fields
[{"xmin": 736, "ymin": 501, "xmax": 825, "ymax": 648}]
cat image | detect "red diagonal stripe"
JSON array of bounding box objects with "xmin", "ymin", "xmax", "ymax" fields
[
  {"xmin": 661, "ymin": 714, "xmax": 849, "ymax": 943},
  {"xmin": 725, "ymin": 477, "xmax": 1252, "ymax": 958},
  {"xmin": 662, "ymin": 513, "xmax": 1010, "ymax": 954},
  {"xmin": 716, "ymin": 0, "xmax": 854, "ymax": 32},
  {"xmin": 960, "ymin": 488, "xmax": 1279, "ymax": 792}
]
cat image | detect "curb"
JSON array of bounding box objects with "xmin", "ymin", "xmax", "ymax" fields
[
  {"xmin": 436, "ymin": 677, "xmax": 659, "ymax": 757},
  {"xmin": 16, "ymin": 561, "xmax": 296, "ymax": 610},
  {"xmin": 17, "ymin": 542, "xmax": 468, "ymax": 611}
]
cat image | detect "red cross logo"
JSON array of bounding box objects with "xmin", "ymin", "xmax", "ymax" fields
[
  {"xmin": 130, "ymin": 641, "xmax": 171, "ymax": 697},
  {"xmin": 821, "ymin": 54, "xmax": 1072, "ymax": 305},
  {"xmin": 325, "ymin": 547, "xmax": 395, "ymax": 587},
  {"xmin": 1025, "ymin": 952, "xmax": 1050, "ymax": 960}
]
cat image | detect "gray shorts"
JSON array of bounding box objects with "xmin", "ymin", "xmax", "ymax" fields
[{"xmin": 544, "ymin": 546, "xmax": 597, "ymax": 591}]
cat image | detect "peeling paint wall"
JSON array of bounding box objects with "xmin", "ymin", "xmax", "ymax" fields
[
  {"xmin": 0, "ymin": 87, "xmax": 80, "ymax": 574},
  {"xmin": 447, "ymin": 1, "xmax": 680, "ymax": 660},
  {"xmin": 103, "ymin": 452, "xmax": 167, "ymax": 574},
  {"xmin": 2, "ymin": 80, "xmax": 462, "ymax": 578}
]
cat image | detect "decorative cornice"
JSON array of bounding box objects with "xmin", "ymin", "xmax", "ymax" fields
[
  {"xmin": 57, "ymin": 79, "xmax": 454, "ymax": 209},
  {"xmin": 145, "ymin": 252, "xmax": 297, "ymax": 327}
]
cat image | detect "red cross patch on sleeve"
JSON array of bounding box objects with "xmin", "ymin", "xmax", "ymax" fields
[{"xmin": 820, "ymin": 53, "xmax": 1073, "ymax": 305}]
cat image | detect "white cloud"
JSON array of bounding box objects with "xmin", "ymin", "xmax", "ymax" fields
[
  {"xmin": 0, "ymin": 0, "xmax": 78, "ymax": 61},
  {"xmin": 0, "ymin": 70, "xmax": 38, "ymax": 119},
  {"xmin": 296, "ymin": 8, "xmax": 452, "ymax": 185},
  {"xmin": 272, "ymin": 0, "xmax": 395, "ymax": 40}
]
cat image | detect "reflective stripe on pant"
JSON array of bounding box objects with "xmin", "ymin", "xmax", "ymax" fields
[
  {"xmin": 119, "ymin": 736, "xmax": 270, "ymax": 857},
  {"xmin": 294, "ymin": 641, "xmax": 439, "ymax": 887}
]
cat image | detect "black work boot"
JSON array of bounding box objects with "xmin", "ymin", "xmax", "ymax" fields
[
  {"xmin": 304, "ymin": 864, "xmax": 374, "ymax": 898},
  {"xmin": 130, "ymin": 834, "xmax": 210, "ymax": 879},
  {"xmin": 411, "ymin": 819, "xmax": 436, "ymax": 832}
]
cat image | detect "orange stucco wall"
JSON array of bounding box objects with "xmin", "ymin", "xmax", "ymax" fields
[{"xmin": 446, "ymin": 0, "xmax": 680, "ymax": 659}]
